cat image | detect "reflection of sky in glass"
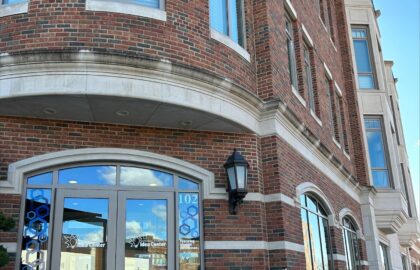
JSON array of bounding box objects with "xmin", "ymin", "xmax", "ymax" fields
[
  {"xmin": 178, "ymin": 178, "xmax": 199, "ymax": 190},
  {"xmin": 27, "ymin": 172, "xmax": 53, "ymax": 185},
  {"xmin": 210, "ymin": 0, "xmax": 228, "ymax": 34},
  {"xmin": 59, "ymin": 166, "xmax": 116, "ymax": 185},
  {"xmin": 134, "ymin": 0, "xmax": 159, "ymax": 9},
  {"xmin": 62, "ymin": 198, "xmax": 108, "ymax": 245},
  {"xmin": 120, "ymin": 167, "xmax": 173, "ymax": 187},
  {"xmin": 126, "ymin": 199, "xmax": 167, "ymax": 240},
  {"xmin": 354, "ymin": 40, "xmax": 372, "ymax": 73},
  {"xmin": 22, "ymin": 189, "xmax": 51, "ymax": 270},
  {"xmin": 366, "ymin": 131, "xmax": 386, "ymax": 168},
  {"xmin": 178, "ymin": 193, "xmax": 200, "ymax": 269}
]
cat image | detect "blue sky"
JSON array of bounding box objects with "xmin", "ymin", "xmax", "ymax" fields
[{"xmin": 373, "ymin": 1, "xmax": 420, "ymax": 215}]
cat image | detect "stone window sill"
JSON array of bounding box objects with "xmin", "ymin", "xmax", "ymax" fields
[
  {"xmin": 86, "ymin": 0, "xmax": 166, "ymax": 21},
  {"xmin": 310, "ymin": 110, "xmax": 322, "ymax": 126},
  {"xmin": 0, "ymin": 1, "xmax": 28, "ymax": 18},
  {"xmin": 210, "ymin": 29, "xmax": 251, "ymax": 62},
  {"xmin": 292, "ymin": 85, "xmax": 306, "ymax": 107}
]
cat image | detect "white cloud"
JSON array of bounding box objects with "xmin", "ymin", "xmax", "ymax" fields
[
  {"xmin": 120, "ymin": 167, "xmax": 165, "ymax": 186},
  {"xmin": 126, "ymin": 220, "xmax": 142, "ymax": 238},
  {"xmin": 416, "ymin": 139, "xmax": 420, "ymax": 147},
  {"xmin": 79, "ymin": 230, "xmax": 103, "ymax": 243},
  {"xmin": 98, "ymin": 166, "xmax": 117, "ymax": 184},
  {"xmin": 152, "ymin": 204, "xmax": 167, "ymax": 221}
]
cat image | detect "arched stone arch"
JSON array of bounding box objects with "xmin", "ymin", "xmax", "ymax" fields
[
  {"xmin": 1, "ymin": 148, "xmax": 226, "ymax": 199},
  {"xmin": 339, "ymin": 208, "xmax": 364, "ymax": 238},
  {"xmin": 296, "ymin": 182, "xmax": 337, "ymax": 226}
]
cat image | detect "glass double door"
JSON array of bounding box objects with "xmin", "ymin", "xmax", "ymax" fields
[{"xmin": 51, "ymin": 189, "xmax": 174, "ymax": 270}]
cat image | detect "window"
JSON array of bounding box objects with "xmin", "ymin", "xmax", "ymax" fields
[
  {"xmin": 379, "ymin": 243, "xmax": 390, "ymax": 270},
  {"xmin": 401, "ymin": 254, "xmax": 408, "ymax": 270},
  {"xmin": 304, "ymin": 43, "xmax": 317, "ymax": 113},
  {"xmin": 317, "ymin": 0, "xmax": 334, "ymax": 40},
  {"xmin": 131, "ymin": 0, "xmax": 162, "ymax": 9},
  {"xmin": 400, "ymin": 164, "xmax": 413, "ymax": 217},
  {"xmin": 326, "ymin": 79, "xmax": 340, "ymax": 143},
  {"xmin": 364, "ymin": 117, "xmax": 392, "ymax": 188},
  {"xmin": 352, "ymin": 27, "xmax": 376, "ymax": 89},
  {"xmin": 2, "ymin": 0, "xmax": 25, "ymax": 4},
  {"xmin": 286, "ymin": 14, "xmax": 298, "ymax": 91},
  {"xmin": 338, "ymin": 94, "xmax": 350, "ymax": 153},
  {"xmin": 300, "ymin": 194, "xmax": 333, "ymax": 270},
  {"xmin": 342, "ymin": 217, "xmax": 360, "ymax": 270},
  {"xmin": 19, "ymin": 164, "xmax": 202, "ymax": 270},
  {"xmin": 210, "ymin": 0, "xmax": 245, "ymax": 47}
]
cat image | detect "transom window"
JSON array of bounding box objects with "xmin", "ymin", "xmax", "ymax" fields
[
  {"xmin": 300, "ymin": 193, "xmax": 333, "ymax": 270},
  {"xmin": 210, "ymin": 0, "xmax": 246, "ymax": 47},
  {"xmin": 342, "ymin": 217, "xmax": 360, "ymax": 270},
  {"xmin": 19, "ymin": 163, "xmax": 202, "ymax": 270}
]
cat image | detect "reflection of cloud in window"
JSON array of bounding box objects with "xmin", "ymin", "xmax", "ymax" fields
[
  {"xmin": 98, "ymin": 166, "xmax": 117, "ymax": 184},
  {"xmin": 126, "ymin": 220, "xmax": 142, "ymax": 238},
  {"xmin": 78, "ymin": 229, "xmax": 103, "ymax": 243},
  {"xmin": 126, "ymin": 220, "xmax": 164, "ymax": 240},
  {"xmin": 152, "ymin": 204, "xmax": 167, "ymax": 221},
  {"xmin": 120, "ymin": 167, "xmax": 165, "ymax": 186}
]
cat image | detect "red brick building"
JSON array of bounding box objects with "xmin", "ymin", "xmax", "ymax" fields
[{"xmin": 0, "ymin": 0, "xmax": 418, "ymax": 269}]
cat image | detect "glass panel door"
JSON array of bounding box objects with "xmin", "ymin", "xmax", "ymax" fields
[
  {"xmin": 117, "ymin": 191, "xmax": 174, "ymax": 270},
  {"xmin": 51, "ymin": 190, "xmax": 117, "ymax": 270}
]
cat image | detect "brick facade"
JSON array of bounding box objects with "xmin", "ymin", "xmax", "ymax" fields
[{"xmin": 0, "ymin": 0, "xmax": 400, "ymax": 269}]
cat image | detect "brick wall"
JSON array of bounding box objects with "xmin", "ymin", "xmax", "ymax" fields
[
  {"xmin": 1, "ymin": 0, "xmax": 364, "ymax": 180},
  {"xmin": 0, "ymin": 116, "xmax": 368, "ymax": 269}
]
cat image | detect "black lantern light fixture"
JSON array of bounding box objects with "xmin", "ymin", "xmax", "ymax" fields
[{"xmin": 224, "ymin": 149, "xmax": 249, "ymax": 214}]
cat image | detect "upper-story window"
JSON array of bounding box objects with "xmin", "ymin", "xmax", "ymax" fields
[
  {"xmin": 286, "ymin": 14, "xmax": 298, "ymax": 91},
  {"xmin": 139, "ymin": 0, "xmax": 161, "ymax": 8},
  {"xmin": 304, "ymin": 43, "xmax": 316, "ymax": 113},
  {"xmin": 352, "ymin": 27, "xmax": 376, "ymax": 89},
  {"xmin": 364, "ymin": 117, "xmax": 392, "ymax": 188},
  {"xmin": 342, "ymin": 217, "xmax": 360, "ymax": 270},
  {"xmin": 300, "ymin": 193, "xmax": 333, "ymax": 270},
  {"xmin": 210, "ymin": 0, "xmax": 245, "ymax": 47},
  {"xmin": 379, "ymin": 243, "xmax": 390, "ymax": 270},
  {"xmin": 1, "ymin": 0, "xmax": 24, "ymax": 4}
]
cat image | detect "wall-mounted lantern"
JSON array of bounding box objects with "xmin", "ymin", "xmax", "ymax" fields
[{"xmin": 224, "ymin": 149, "xmax": 249, "ymax": 214}]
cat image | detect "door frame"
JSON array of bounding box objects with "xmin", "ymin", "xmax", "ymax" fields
[
  {"xmin": 51, "ymin": 189, "xmax": 117, "ymax": 270},
  {"xmin": 116, "ymin": 191, "xmax": 175, "ymax": 270}
]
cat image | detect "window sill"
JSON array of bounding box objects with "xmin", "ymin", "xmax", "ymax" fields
[
  {"xmin": 86, "ymin": 0, "xmax": 166, "ymax": 21},
  {"xmin": 292, "ymin": 85, "xmax": 306, "ymax": 107},
  {"xmin": 343, "ymin": 150, "xmax": 351, "ymax": 160},
  {"xmin": 310, "ymin": 110, "xmax": 322, "ymax": 126},
  {"xmin": 0, "ymin": 1, "xmax": 28, "ymax": 18},
  {"xmin": 333, "ymin": 138, "xmax": 341, "ymax": 149},
  {"xmin": 210, "ymin": 29, "xmax": 250, "ymax": 62}
]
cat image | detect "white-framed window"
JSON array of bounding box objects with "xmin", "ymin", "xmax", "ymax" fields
[
  {"xmin": 351, "ymin": 26, "xmax": 377, "ymax": 89},
  {"xmin": 401, "ymin": 254, "xmax": 409, "ymax": 270},
  {"xmin": 18, "ymin": 163, "xmax": 203, "ymax": 270},
  {"xmin": 209, "ymin": 0, "xmax": 245, "ymax": 48},
  {"xmin": 85, "ymin": 0, "xmax": 166, "ymax": 21},
  {"xmin": 304, "ymin": 42, "xmax": 316, "ymax": 113},
  {"xmin": 379, "ymin": 243, "xmax": 390, "ymax": 270},
  {"xmin": 364, "ymin": 116, "xmax": 392, "ymax": 188},
  {"xmin": 300, "ymin": 193, "xmax": 333, "ymax": 270},
  {"xmin": 342, "ymin": 217, "xmax": 360, "ymax": 270},
  {"xmin": 0, "ymin": 0, "xmax": 28, "ymax": 17},
  {"xmin": 286, "ymin": 13, "xmax": 298, "ymax": 91}
]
